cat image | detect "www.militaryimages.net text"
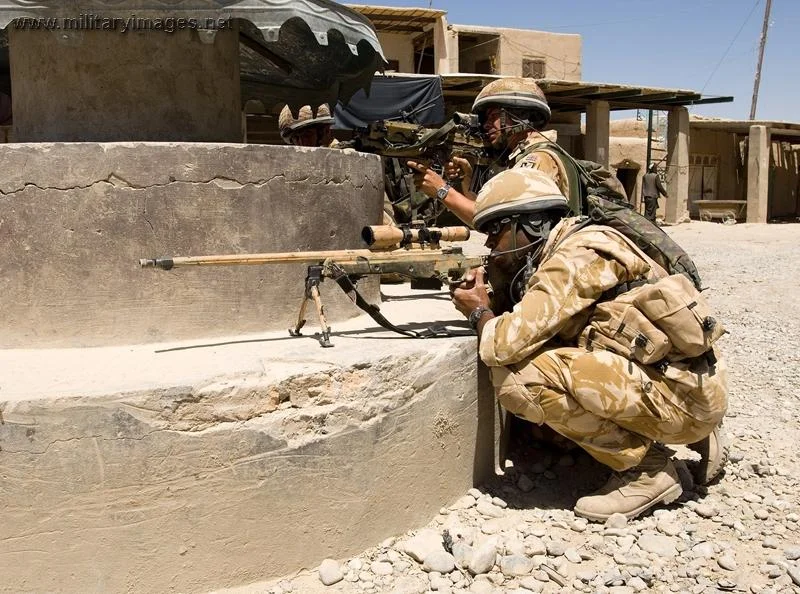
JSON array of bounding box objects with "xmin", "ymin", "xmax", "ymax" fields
[{"xmin": 13, "ymin": 14, "xmax": 231, "ymax": 33}]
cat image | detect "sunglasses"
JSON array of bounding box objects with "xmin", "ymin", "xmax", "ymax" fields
[{"xmin": 483, "ymin": 217, "xmax": 514, "ymax": 236}]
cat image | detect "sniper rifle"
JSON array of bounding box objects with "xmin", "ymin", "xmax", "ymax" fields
[{"xmin": 140, "ymin": 225, "xmax": 485, "ymax": 348}]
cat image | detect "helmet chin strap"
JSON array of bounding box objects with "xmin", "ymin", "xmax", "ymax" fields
[{"xmin": 487, "ymin": 216, "xmax": 553, "ymax": 305}]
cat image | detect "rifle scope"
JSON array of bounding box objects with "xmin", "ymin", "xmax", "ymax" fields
[{"xmin": 362, "ymin": 225, "xmax": 470, "ymax": 250}]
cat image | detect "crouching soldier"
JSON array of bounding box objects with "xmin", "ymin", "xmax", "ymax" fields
[{"xmin": 451, "ymin": 167, "xmax": 728, "ymax": 521}]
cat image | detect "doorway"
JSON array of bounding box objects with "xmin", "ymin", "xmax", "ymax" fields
[{"xmin": 613, "ymin": 160, "xmax": 641, "ymax": 209}]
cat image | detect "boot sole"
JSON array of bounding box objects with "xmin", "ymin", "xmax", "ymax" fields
[{"xmin": 574, "ymin": 483, "xmax": 683, "ymax": 523}]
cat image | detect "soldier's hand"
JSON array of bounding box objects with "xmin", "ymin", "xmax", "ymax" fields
[
  {"xmin": 445, "ymin": 156, "xmax": 474, "ymax": 184},
  {"xmin": 407, "ymin": 160, "xmax": 446, "ymax": 199},
  {"xmin": 451, "ymin": 267, "xmax": 491, "ymax": 318}
]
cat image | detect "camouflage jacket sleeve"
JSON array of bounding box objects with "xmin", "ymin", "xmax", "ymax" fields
[{"xmin": 479, "ymin": 228, "xmax": 652, "ymax": 367}]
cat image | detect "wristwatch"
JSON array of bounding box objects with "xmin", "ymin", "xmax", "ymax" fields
[
  {"xmin": 436, "ymin": 183, "xmax": 451, "ymax": 201},
  {"xmin": 468, "ymin": 305, "xmax": 491, "ymax": 330}
]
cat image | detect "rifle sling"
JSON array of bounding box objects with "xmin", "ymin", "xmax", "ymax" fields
[{"xmin": 331, "ymin": 271, "xmax": 472, "ymax": 340}]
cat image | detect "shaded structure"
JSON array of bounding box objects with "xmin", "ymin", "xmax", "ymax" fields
[{"xmin": 690, "ymin": 118, "xmax": 800, "ymax": 223}]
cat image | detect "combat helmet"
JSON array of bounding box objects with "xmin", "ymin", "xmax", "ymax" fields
[
  {"xmin": 473, "ymin": 168, "xmax": 568, "ymax": 232},
  {"xmin": 472, "ymin": 77, "xmax": 551, "ymax": 130},
  {"xmin": 278, "ymin": 104, "xmax": 335, "ymax": 143}
]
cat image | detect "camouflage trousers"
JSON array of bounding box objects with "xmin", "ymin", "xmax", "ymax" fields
[{"xmin": 490, "ymin": 346, "xmax": 728, "ymax": 471}]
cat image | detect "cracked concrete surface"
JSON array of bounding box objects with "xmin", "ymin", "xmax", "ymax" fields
[
  {"xmin": 0, "ymin": 143, "xmax": 385, "ymax": 347},
  {"xmin": 0, "ymin": 286, "xmax": 498, "ymax": 593}
]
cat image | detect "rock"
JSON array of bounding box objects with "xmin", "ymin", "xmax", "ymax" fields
[
  {"xmin": 789, "ymin": 564, "xmax": 800, "ymax": 587},
  {"xmin": 452, "ymin": 541, "xmax": 473, "ymax": 568},
  {"xmin": 691, "ymin": 542, "xmax": 716, "ymax": 559},
  {"xmin": 519, "ymin": 576, "xmax": 545, "ymax": 591},
  {"xmin": 564, "ymin": 547, "xmax": 582, "ymax": 563},
  {"xmin": 467, "ymin": 488, "xmax": 483, "ymax": 499},
  {"xmin": 491, "ymin": 497, "xmax": 508, "ymax": 509},
  {"xmin": 468, "ymin": 581, "xmax": 494, "ymax": 594},
  {"xmin": 637, "ymin": 532, "xmax": 677, "ymax": 558},
  {"xmin": 468, "ymin": 539, "xmax": 498, "ymax": 575},
  {"xmin": 785, "ymin": 546, "xmax": 800, "ymax": 561},
  {"xmin": 389, "ymin": 576, "xmax": 428, "ymax": 594},
  {"xmin": 755, "ymin": 508, "xmax": 770, "ymax": 520},
  {"xmin": 763, "ymin": 536, "xmax": 779, "ymax": 549},
  {"xmin": 742, "ymin": 492, "xmax": 762, "ymax": 503},
  {"xmin": 398, "ymin": 529, "xmax": 444, "ymax": 562},
  {"xmin": 429, "ymin": 575, "xmax": 451, "ymax": 591},
  {"xmin": 718, "ymin": 555, "xmax": 737, "ymax": 571},
  {"xmin": 348, "ymin": 559, "xmax": 363, "ymax": 572},
  {"xmin": 499, "ymin": 554, "xmax": 534, "ymax": 576},
  {"xmin": 569, "ymin": 519, "xmax": 588, "ymax": 533},
  {"xmin": 424, "ymin": 551, "xmax": 456, "ymax": 574},
  {"xmin": 370, "ymin": 561, "xmax": 393, "ymax": 576},
  {"xmin": 525, "ymin": 536, "xmax": 547, "ymax": 556},
  {"xmin": 694, "ymin": 504, "xmax": 717, "ymax": 518},
  {"xmin": 546, "ymin": 540, "xmax": 567, "ymax": 557},
  {"xmin": 450, "ymin": 495, "xmax": 477, "ymax": 510},
  {"xmin": 517, "ymin": 474, "xmax": 535, "ymax": 493},
  {"xmin": 627, "ymin": 576, "xmax": 648, "ymax": 592},
  {"xmin": 476, "ymin": 501, "xmax": 505, "ymax": 518},
  {"xmin": 558, "ymin": 454, "xmax": 575, "ymax": 467},
  {"xmin": 319, "ymin": 559, "xmax": 344, "ymax": 586},
  {"xmin": 605, "ymin": 513, "xmax": 628, "ymax": 529}
]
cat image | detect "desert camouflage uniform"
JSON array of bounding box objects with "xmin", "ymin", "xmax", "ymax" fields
[
  {"xmin": 480, "ymin": 218, "xmax": 728, "ymax": 471},
  {"xmin": 510, "ymin": 139, "xmax": 570, "ymax": 198}
]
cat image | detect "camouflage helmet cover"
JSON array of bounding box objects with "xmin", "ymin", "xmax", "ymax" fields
[
  {"xmin": 278, "ymin": 104, "xmax": 335, "ymax": 142},
  {"xmin": 473, "ymin": 168, "xmax": 569, "ymax": 232},
  {"xmin": 472, "ymin": 77, "xmax": 551, "ymax": 130}
]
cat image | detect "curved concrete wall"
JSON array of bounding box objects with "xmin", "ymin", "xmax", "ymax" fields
[
  {"xmin": 0, "ymin": 143, "xmax": 384, "ymax": 348},
  {"xmin": 0, "ymin": 336, "xmax": 497, "ymax": 593}
]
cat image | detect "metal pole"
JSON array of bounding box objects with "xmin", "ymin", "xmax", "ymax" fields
[
  {"xmin": 750, "ymin": 0, "xmax": 773, "ymax": 120},
  {"xmin": 646, "ymin": 109, "xmax": 654, "ymax": 170}
]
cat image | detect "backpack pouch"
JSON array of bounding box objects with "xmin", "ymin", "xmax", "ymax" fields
[
  {"xmin": 632, "ymin": 274, "xmax": 726, "ymax": 360},
  {"xmin": 580, "ymin": 299, "xmax": 671, "ymax": 365}
]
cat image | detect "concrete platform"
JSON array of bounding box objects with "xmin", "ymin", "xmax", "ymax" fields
[{"xmin": 0, "ymin": 285, "xmax": 500, "ymax": 593}]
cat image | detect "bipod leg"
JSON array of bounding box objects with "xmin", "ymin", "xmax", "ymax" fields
[
  {"xmin": 309, "ymin": 284, "xmax": 333, "ymax": 348},
  {"xmin": 288, "ymin": 265, "xmax": 332, "ymax": 347},
  {"xmin": 288, "ymin": 293, "xmax": 310, "ymax": 338}
]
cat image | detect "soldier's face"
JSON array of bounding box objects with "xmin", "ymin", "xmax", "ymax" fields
[
  {"xmin": 482, "ymin": 107, "xmax": 504, "ymax": 147},
  {"xmin": 484, "ymin": 221, "xmax": 518, "ymax": 274}
]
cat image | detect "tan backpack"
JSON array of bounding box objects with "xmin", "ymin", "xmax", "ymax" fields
[{"xmin": 570, "ymin": 227, "xmax": 725, "ymax": 364}]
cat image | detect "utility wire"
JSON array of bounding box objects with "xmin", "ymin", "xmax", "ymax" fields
[{"xmin": 699, "ymin": 0, "xmax": 761, "ymax": 94}]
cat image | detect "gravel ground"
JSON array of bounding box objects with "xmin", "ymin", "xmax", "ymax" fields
[{"xmin": 226, "ymin": 222, "xmax": 800, "ymax": 594}]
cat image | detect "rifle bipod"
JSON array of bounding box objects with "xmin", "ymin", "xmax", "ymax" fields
[{"xmin": 289, "ymin": 265, "xmax": 333, "ymax": 348}]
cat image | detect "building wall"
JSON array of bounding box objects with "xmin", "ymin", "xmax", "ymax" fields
[
  {"xmin": 769, "ymin": 141, "xmax": 800, "ymax": 219},
  {"xmin": 689, "ymin": 129, "xmax": 745, "ymax": 203},
  {"xmin": 377, "ymin": 32, "xmax": 416, "ymax": 73},
  {"xmin": 454, "ymin": 25, "xmax": 581, "ymax": 80}
]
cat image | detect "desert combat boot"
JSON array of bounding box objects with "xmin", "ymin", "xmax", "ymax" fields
[
  {"xmin": 574, "ymin": 445, "xmax": 682, "ymax": 522},
  {"xmin": 688, "ymin": 422, "xmax": 728, "ymax": 485}
]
